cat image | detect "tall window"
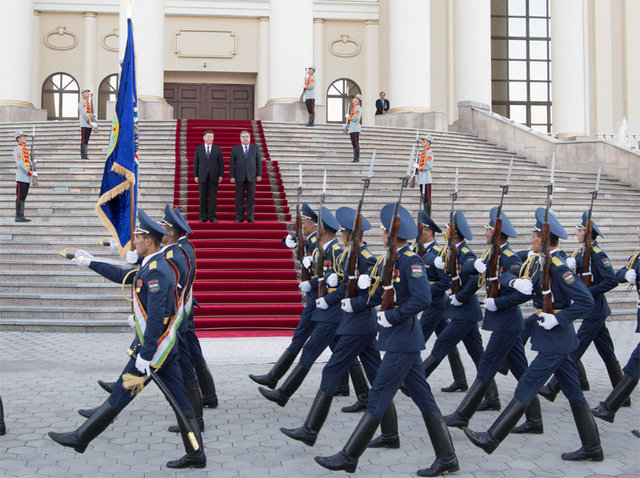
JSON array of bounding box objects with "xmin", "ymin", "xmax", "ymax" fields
[
  {"xmin": 98, "ymin": 74, "xmax": 119, "ymax": 119},
  {"xmin": 491, "ymin": 0, "xmax": 551, "ymax": 133},
  {"xmin": 41, "ymin": 73, "xmax": 80, "ymax": 120},
  {"xmin": 326, "ymin": 79, "xmax": 361, "ymax": 124}
]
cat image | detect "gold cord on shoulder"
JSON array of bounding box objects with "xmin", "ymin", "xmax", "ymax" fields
[{"xmin": 122, "ymin": 268, "xmax": 139, "ymax": 302}]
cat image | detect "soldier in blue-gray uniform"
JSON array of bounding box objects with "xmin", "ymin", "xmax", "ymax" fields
[
  {"xmin": 416, "ymin": 211, "xmax": 469, "ymax": 393},
  {"xmin": 346, "ymin": 94, "xmax": 362, "ymax": 163},
  {"xmin": 592, "ymin": 226, "xmax": 640, "ymax": 433},
  {"xmin": 280, "ymin": 206, "xmax": 398, "ymax": 448},
  {"xmin": 539, "ymin": 211, "xmax": 622, "ymax": 403},
  {"xmin": 315, "ymin": 203, "xmax": 458, "ymax": 477},
  {"xmin": 464, "ymin": 207, "xmax": 602, "ymax": 463},
  {"xmin": 49, "ymin": 210, "xmax": 205, "ymax": 469},
  {"xmin": 249, "ymin": 203, "xmax": 320, "ymax": 389},
  {"xmin": 423, "ymin": 210, "xmax": 501, "ymax": 410},
  {"xmin": 259, "ymin": 207, "xmax": 346, "ymax": 407},
  {"xmin": 445, "ymin": 208, "xmax": 544, "ymax": 433}
]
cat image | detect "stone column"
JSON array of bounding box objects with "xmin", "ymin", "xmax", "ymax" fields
[
  {"xmin": 624, "ymin": 0, "xmax": 640, "ymax": 136},
  {"xmin": 452, "ymin": 0, "xmax": 491, "ymax": 110},
  {"xmin": 32, "ymin": 10, "xmax": 41, "ymax": 110},
  {"xmin": 313, "ymin": 18, "xmax": 325, "ymax": 105},
  {"xmin": 363, "ymin": 20, "xmax": 379, "ymax": 127},
  {"xmin": 257, "ymin": 17, "xmax": 269, "ymax": 109},
  {"xmin": 551, "ymin": 0, "xmax": 586, "ymax": 137},
  {"xmin": 0, "ymin": 0, "xmax": 46, "ymax": 121},
  {"xmin": 82, "ymin": 12, "xmax": 97, "ymax": 98}
]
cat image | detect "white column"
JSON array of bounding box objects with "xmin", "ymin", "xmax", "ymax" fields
[
  {"xmin": 363, "ymin": 20, "xmax": 379, "ymax": 126},
  {"xmin": 452, "ymin": 0, "xmax": 491, "ymax": 107},
  {"xmin": 32, "ymin": 10, "xmax": 41, "ymax": 108},
  {"xmin": 387, "ymin": 0, "xmax": 430, "ymax": 111},
  {"xmin": 0, "ymin": 0, "xmax": 34, "ymax": 107},
  {"xmin": 268, "ymin": 0, "xmax": 313, "ymax": 103},
  {"xmin": 313, "ymin": 18, "xmax": 325, "ymax": 105},
  {"xmin": 129, "ymin": 0, "xmax": 166, "ymax": 101},
  {"xmin": 624, "ymin": 0, "xmax": 640, "ymax": 135},
  {"xmin": 82, "ymin": 12, "xmax": 97, "ymax": 94},
  {"xmin": 257, "ymin": 17, "xmax": 269, "ymax": 108},
  {"xmin": 551, "ymin": 0, "xmax": 586, "ymax": 136}
]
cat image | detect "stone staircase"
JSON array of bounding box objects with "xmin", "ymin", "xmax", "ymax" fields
[{"xmin": 261, "ymin": 122, "xmax": 640, "ymax": 320}]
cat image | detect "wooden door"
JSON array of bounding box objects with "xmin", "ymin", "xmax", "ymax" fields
[{"xmin": 164, "ymin": 83, "xmax": 254, "ymax": 120}]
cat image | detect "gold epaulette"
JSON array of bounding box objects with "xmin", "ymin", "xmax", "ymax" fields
[
  {"xmin": 166, "ymin": 249, "xmax": 174, "ymax": 259},
  {"xmin": 461, "ymin": 247, "xmax": 470, "ymax": 253},
  {"xmin": 149, "ymin": 261, "xmax": 157, "ymax": 270},
  {"xmin": 593, "ymin": 246, "xmax": 602, "ymax": 253},
  {"xmin": 403, "ymin": 249, "xmax": 416, "ymax": 257},
  {"xmin": 361, "ymin": 249, "xmax": 373, "ymax": 259},
  {"xmin": 552, "ymin": 256, "xmax": 564, "ymax": 267},
  {"xmin": 433, "ymin": 245, "xmax": 442, "ymax": 252},
  {"xmin": 503, "ymin": 249, "xmax": 514, "ymax": 257}
]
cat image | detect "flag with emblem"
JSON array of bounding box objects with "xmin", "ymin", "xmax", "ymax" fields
[{"xmin": 95, "ymin": 18, "xmax": 139, "ymax": 254}]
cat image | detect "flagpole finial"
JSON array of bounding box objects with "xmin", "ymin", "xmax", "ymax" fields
[{"xmin": 125, "ymin": 0, "xmax": 134, "ymax": 18}]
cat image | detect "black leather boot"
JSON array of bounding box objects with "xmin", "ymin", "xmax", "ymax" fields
[
  {"xmin": 605, "ymin": 361, "xmax": 631, "ymax": 407},
  {"xmin": 632, "ymin": 430, "xmax": 640, "ymax": 438},
  {"xmin": 280, "ymin": 389, "xmax": 333, "ymax": 446},
  {"xmin": 314, "ymin": 411, "xmax": 380, "ymax": 473},
  {"xmin": 423, "ymin": 354, "xmax": 440, "ymax": 379},
  {"xmin": 335, "ymin": 371, "xmax": 350, "ymax": 397},
  {"xmin": 194, "ymin": 361, "xmax": 218, "ymax": 408},
  {"xmin": 78, "ymin": 405, "xmax": 101, "ymax": 418},
  {"xmin": 352, "ymin": 149, "xmax": 360, "ymax": 163},
  {"xmin": 444, "ymin": 378, "xmax": 489, "ymax": 428},
  {"xmin": 369, "ymin": 401, "xmax": 399, "ymax": 449},
  {"xmin": 592, "ymin": 374, "xmax": 638, "ymax": 423},
  {"xmin": 511, "ymin": 396, "xmax": 543, "ymax": 434},
  {"xmin": 576, "ymin": 359, "xmax": 590, "ymax": 391},
  {"xmin": 341, "ymin": 364, "xmax": 368, "ymax": 412},
  {"xmin": 417, "ymin": 410, "xmax": 459, "ymax": 477},
  {"xmin": 166, "ymin": 409, "xmax": 207, "ymax": 469},
  {"xmin": 259, "ymin": 363, "xmax": 309, "ymax": 407},
  {"xmin": 15, "ymin": 201, "xmax": 30, "ymax": 222},
  {"xmin": 49, "ymin": 401, "xmax": 118, "ymax": 453},
  {"xmin": 538, "ymin": 376, "xmax": 560, "ymax": 402},
  {"xmin": 477, "ymin": 379, "xmax": 501, "ymax": 411},
  {"xmin": 463, "ymin": 397, "xmax": 527, "ymax": 454},
  {"xmin": 561, "ymin": 402, "xmax": 603, "ymax": 461},
  {"xmin": 249, "ymin": 349, "xmax": 296, "ymax": 390},
  {"xmin": 81, "ymin": 144, "xmax": 89, "ymax": 159},
  {"xmin": 342, "ymin": 393, "xmax": 368, "ymax": 413},
  {"xmin": 441, "ymin": 347, "xmax": 468, "ymax": 392},
  {"xmin": 97, "ymin": 380, "xmax": 116, "ymax": 394},
  {"xmin": 0, "ymin": 395, "xmax": 5, "ymax": 435},
  {"xmin": 169, "ymin": 380, "xmax": 204, "ymax": 433}
]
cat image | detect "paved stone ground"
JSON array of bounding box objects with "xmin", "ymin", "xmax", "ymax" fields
[{"xmin": 1, "ymin": 321, "xmax": 639, "ymax": 478}]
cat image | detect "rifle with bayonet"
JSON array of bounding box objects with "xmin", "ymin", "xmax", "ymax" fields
[
  {"xmin": 30, "ymin": 126, "xmax": 39, "ymax": 187},
  {"xmin": 486, "ymin": 157, "xmax": 513, "ymax": 298},
  {"xmin": 539, "ymin": 155, "xmax": 556, "ymax": 316},
  {"xmin": 413, "ymin": 142, "xmax": 425, "ymax": 256},
  {"xmin": 345, "ymin": 150, "xmax": 375, "ymax": 299},
  {"xmin": 316, "ymin": 170, "xmax": 328, "ymax": 298},
  {"xmin": 296, "ymin": 164, "xmax": 311, "ymax": 281},
  {"xmin": 447, "ymin": 168, "xmax": 461, "ymax": 294},
  {"xmin": 581, "ymin": 168, "xmax": 601, "ymax": 287}
]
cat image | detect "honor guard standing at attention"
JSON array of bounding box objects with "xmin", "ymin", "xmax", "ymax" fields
[
  {"xmin": 592, "ymin": 225, "xmax": 640, "ymax": 432},
  {"xmin": 259, "ymin": 207, "xmax": 346, "ymax": 407},
  {"xmin": 280, "ymin": 206, "xmax": 399, "ymax": 448},
  {"xmin": 464, "ymin": 207, "xmax": 602, "ymax": 463},
  {"xmin": 13, "ymin": 130, "xmax": 36, "ymax": 223},
  {"xmin": 414, "ymin": 136, "xmax": 434, "ymax": 214},
  {"xmin": 304, "ymin": 65, "xmax": 316, "ymax": 127},
  {"xmin": 78, "ymin": 87, "xmax": 96, "ymax": 159},
  {"xmin": 315, "ymin": 204, "xmax": 459, "ymax": 477},
  {"xmin": 346, "ymin": 94, "xmax": 363, "ymax": 163},
  {"xmin": 249, "ymin": 203, "xmax": 319, "ymax": 389},
  {"xmin": 539, "ymin": 212, "xmax": 623, "ymax": 403},
  {"xmin": 49, "ymin": 210, "xmax": 206, "ymax": 469},
  {"xmin": 445, "ymin": 208, "xmax": 544, "ymax": 434}
]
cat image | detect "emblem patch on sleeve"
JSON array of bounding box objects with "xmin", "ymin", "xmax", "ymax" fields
[
  {"xmin": 601, "ymin": 257, "xmax": 611, "ymax": 268},
  {"xmin": 411, "ymin": 265, "xmax": 424, "ymax": 277},
  {"xmin": 562, "ymin": 271, "xmax": 575, "ymax": 284},
  {"xmin": 148, "ymin": 279, "xmax": 160, "ymax": 292}
]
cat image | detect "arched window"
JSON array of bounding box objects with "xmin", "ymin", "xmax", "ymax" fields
[
  {"xmin": 98, "ymin": 73, "xmax": 119, "ymax": 119},
  {"xmin": 41, "ymin": 72, "xmax": 80, "ymax": 120},
  {"xmin": 326, "ymin": 78, "xmax": 362, "ymax": 124}
]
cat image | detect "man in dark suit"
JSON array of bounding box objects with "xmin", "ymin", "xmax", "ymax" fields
[
  {"xmin": 193, "ymin": 130, "xmax": 224, "ymax": 223},
  {"xmin": 229, "ymin": 130, "xmax": 262, "ymax": 223},
  {"xmin": 375, "ymin": 91, "xmax": 389, "ymax": 115}
]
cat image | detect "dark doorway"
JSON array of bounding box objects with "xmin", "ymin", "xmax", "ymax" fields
[{"xmin": 164, "ymin": 83, "xmax": 254, "ymax": 120}]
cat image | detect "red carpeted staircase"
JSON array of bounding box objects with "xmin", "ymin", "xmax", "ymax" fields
[{"xmin": 174, "ymin": 119, "xmax": 303, "ymax": 337}]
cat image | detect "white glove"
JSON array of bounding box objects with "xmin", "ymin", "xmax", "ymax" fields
[
  {"xmin": 316, "ymin": 297, "xmax": 329, "ymax": 310},
  {"xmin": 108, "ymin": 238, "xmax": 119, "ymax": 251},
  {"xmin": 301, "ymin": 256, "xmax": 313, "ymax": 269},
  {"xmin": 299, "ymin": 281, "xmax": 312, "ymax": 293},
  {"xmin": 376, "ymin": 311, "xmax": 392, "ymax": 328},
  {"xmin": 484, "ymin": 298, "xmax": 497, "ymax": 312},
  {"xmin": 341, "ymin": 298, "xmax": 354, "ymax": 313},
  {"xmin": 527, "ymin": 250, "xmax": 536, "ymax": 258},
  {"xmin": 71, "ymin": 256, "xmax": 91, "ymax": 267},
  {"xmin": 413, "ymin": 162, "xmax": 420, "ymax": 169},
  {"xmin": 511, "ymin": 278, "xmax": 533, "ymax": 295},
  {"xmin": 537, "ymin": 312, "xmax": 559, "ymax": 330},
  {"xmin": 126, "ymin": 250, "xmax": 139, "ymax": 264},
  {"xmin": 135, "ymin": 355, "xmax": 152, "ymax": 376},
  {"xmin": 434, "ymin": 256, "xmax": 445, "ymax": 270},
  {"xmin": 357, "ymin": 274, "xmax": 371, "ymax": 290},
  {"xmin": 474, "ymin": 258, "xmax": 487, "ymax": 274},
  {"xmin": 285, "ymin": 234, "xmax": 297, "ymax": 249},
  {"xmin": 345, "ymin": 113, "xmax": 350, "ymax": 119},
  {"xmin": 625, "ymin": 269, "xmax": 637, "ymax": 284},
  {"xmin": 449, "ymin": 294, "xmax": 463, "ymax": 306},
  {"xmin": 566, "ymin": 257, "xmax": 577, "ymax": 270},
  {"xmin": 32, "ymin": 171, "xmax": 38, "ymax": 177},
  {"xmin": 326, "ymin": 273, "xmax": 339, "ymax": 287},
  {"xmin": 127, "ymin": 314, "xmax": 136, "ymax": 329}
]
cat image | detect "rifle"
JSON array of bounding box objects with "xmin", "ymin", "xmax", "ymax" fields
[
  {"xmin": 296, "ymin": 164, "xmax": 310, "ymax": 281},
  {"xmin": 447, "ymin": 168, "xmax": 461, "ymax": 294},
  {"xmin": 581, "ymin": 168, "xmax": 601, "ymax": 287},
  {"xmin": 539, "ymin": 156, "xmax": 556, "ymax": 316},
  {"xmin": 380, "ymin": 147, "xmax": 415, "ymax": 311},
  {"xmin": 30, "ymin": 126, "xmax": 39, "ymax": 187},
  {"xmin": 90, "ymin": 93, "xmax": 99, "ymax": 133},
  {"xmin": 316, "ymin": 169, "xmax": 327, "ymax": 298},
  {"xmin": 345, "ymin": 150, "xmax": 375, "ymax": 299},
  {"xmin": 486, "ymin": 157, "xmax": 513, "ymax": 298},
  {"xmin": 299, "ymin": 68, "xmax": 308, "ymax": 103}
]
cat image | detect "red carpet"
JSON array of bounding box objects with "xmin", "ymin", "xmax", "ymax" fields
[{"xmin": 174, "ymin": 119, "xmax": 303, "ymax": 337}]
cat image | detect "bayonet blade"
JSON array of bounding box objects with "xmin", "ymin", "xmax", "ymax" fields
[
  {"xmin": 506, "ymin": 156, "xmax": 514, "ymax": 186},
  {"xmin": 406, "ymin": 144, "xmax": 416, "ymax": 177},
  {"xmin": 298, "ymin": 163, "xmax": 303, "ymax": 188},
  {"xmin": 322, "ymin": 169, "xmax": 327, "ymax": 194},
  {"xmin": 454, "ymin": 167, "xmax": 459, "ymax": 193},
  {"xmin": 367, "ymin": 149, "xmax": 376, "ymax": 178},
  {"xmin": 595, "ymin": 167, "xmax": 601, "ymax": 192}
]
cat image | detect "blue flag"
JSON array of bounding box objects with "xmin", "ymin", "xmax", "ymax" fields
[{"xmin": 95, "ymin": 18, "xmax": 139, "ymax": 254}]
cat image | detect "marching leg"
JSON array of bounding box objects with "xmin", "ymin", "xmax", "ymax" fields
[
  {"xmin": 604, "ymin": 360, "xmax": 631, "ymax": 407},
  {"xmin": 477, "ymin": 379, "xmax": 501, "ymax": 411},
  {"xmin": 259, "ymin": 364, "xmax": 310, "ymax": 407},
  {"xmin": 169, "ymin": 379, "xmax": 204, "ymax": 433},
  {"xmin": 417, "ymin": 410, "xmax": 459, "ymax": 477},
  {"xmin": 592, "ymin": 374, "xmax": 638, "ymax": 423},
  {"xmin": 280, "ymin": 390, "xmax": 333, "ymax": 446},
  {"xmin": 561, "ymin": 402, "xmax": 604, "ymax": 461},
  {"xmin": 441, "ymin": 347, "xmax": 468, "ymax": 392},
  {"xmin": 444, "ymin": 378, "xmax": 489, "ymax": 428},
  {"xmin": 342, "ymin": 364, "xmax": 369, "ymax": 413},
  {"xmin": 511, "ymin": 396, "xmax": 544, "ymax": 434},
  {"xmin": 48, "ymin": 401, "xmax": 118, "ymax": 453},
  {"xmin": 249, "ymin": 349, "xmax": 296, "ymax": 389},
  {"xmin": 194, "ymin": 361, "xmax": 218, "ymax": 408},
  {"xmin": 463, "ymin": 397, "xmax": 527, "ymax": 454},
  {"xmin": 368, "ymin": 401, "xmax": 400, "ymax": 449},
  {"xmin": 166, "ymin": 409, "xmax": 207, "ymax": 469}
]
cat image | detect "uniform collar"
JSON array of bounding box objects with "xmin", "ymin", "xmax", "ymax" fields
[
  {"xmin": 424, "ymin": 240, "xmax": 435, "ymax": 249},
  {"xmin": 141, "ymin": 251, "xmax": 162, "ymax": 268}
]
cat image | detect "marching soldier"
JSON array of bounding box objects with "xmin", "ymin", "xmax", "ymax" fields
[
  {"xmin": 13, "ymin": 130, "xmax": 36, "ymax": 223},
  {"xmin": 464, "ymin": 207, "xmax": 602, "ymax": 462},
  {"xmin": 346, "ymin": 94, "xmax": 363, "ymax": 163},
  {"xmin": 315, "ymin": 203, "xmax": 459, "ymax": 477},
  {"xmin": 49, "ymin": 210, "xmax": 206, "ymax": 469},
  {"xmin": 304, "ymin": 65, "xmax": 316, "ymax": 127},
  {"xmin": 78, "ymin": 87, "xmax": 96, "ymax": 159}
]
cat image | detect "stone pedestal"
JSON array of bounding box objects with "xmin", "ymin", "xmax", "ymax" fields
[
  {"xmin": 258, "ymin": 102, "xmax": 326, "ymax": 124},
  {"xmin": 374, "ymin": 111, "xmax": 448, "ymax": 131},
  {"xmin": 0, "ymin": 104, "xmax": 47, "ymax": 122}
]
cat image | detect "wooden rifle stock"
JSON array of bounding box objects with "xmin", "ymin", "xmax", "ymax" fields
[
  {"xmin": 581, "ymin": 221, "xmax": 593, "ymax": 287},
  {"xmin": 380, "ymin": 215, "xmax": 400, "ymax": 311},
  {"xmin": 486, "ymin": 218, "xmax": 502, "ymax": 298},
  {"xmin": 448, "ymin": 223, "xmax": 461, "ymax": 294},
  {"xmin": 345, "ymin": 214, "xmax": 363, "ymax": 299},
  {"xmin": 541, "ymin": 222, "xmax": 554, "ymax": 314},
  {"xmin": 416, "ymin": 221, "xmax": 425, "ymax": 257}
]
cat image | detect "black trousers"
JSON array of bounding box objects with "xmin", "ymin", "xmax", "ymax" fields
[
  {"xmin": 350, "ymin": 132, "xmax": 360, "ymax": 150},
  {"xmin": 81, "ymin": 127, "xmax": 92, "ymax": 145},
  {"xmin": 16, "ymin": 181, "xmax": 30, "ymax": 201},
  {"xmin": 235, "ymin": 179, "xmax": 256, "ymax": 221},
  {"xmin": 305, "ymin": 99, "xmax": 315, "ymax": 114},
  {"xmin": 198, "ymin": 178, "xmax": 219, "ymax": 221}
]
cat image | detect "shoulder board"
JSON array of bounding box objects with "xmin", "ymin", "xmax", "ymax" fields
[
  {"xmin": 331, "ymin": 243, "xmax": 341, "ymax": 251},
  {"xmin": 166, "ymin": 249, "xmax": 174, "ymax": 259},
  {"xmin": 552, "ymin": 256, "xmax": 563, "ymax": 267},
  {"xmin": 571, "ymin": 248, "xmax": 580, "ymax": 258},
  {"xmin": 361, "ymin": 249, "xmax": 373, "ymax": 259},
  {"xmin": 461, "ymin": 247, "xmax": 470, "ymax": 254},
  {"xmin": 433, "ymin": 245, "xmax": 442, "ymax": 252},
  {"xmin": 149, "ymin": 261, "xmax": 157, "ymax": 270},
  {"xmin": 310, "ymin": 236, "xmax": 317, "ymax": 243},
  {"xmin": 503, "ymin": 249, "xmax": 514, "ymax": 257},
  {"xmin": 592, "ymin": 246, "xmax": 602, "ymax": 253},
  {"xmin": 403, "ymin": 250, "xmax": 416, "ymax": 257}
]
